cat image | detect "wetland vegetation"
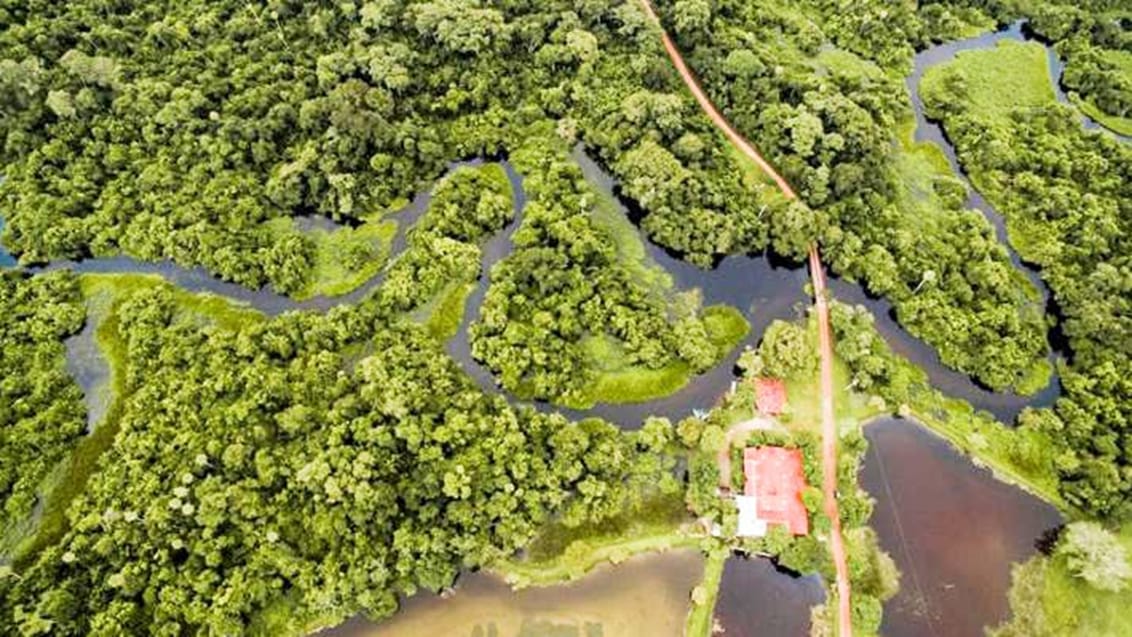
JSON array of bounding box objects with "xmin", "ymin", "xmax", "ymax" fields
[{"xmin": 1, "ymin": 0, "xmax": 1129, "ymax": 635}]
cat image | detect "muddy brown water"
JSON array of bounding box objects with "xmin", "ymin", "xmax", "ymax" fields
[
  {"xmin": 314, "ymin": 550, "xmax": 703, "ymax": 637},
  {"xmin": 713, "ymin": 557, "xmax": 825, "ymax": 637},
  {"xmin": 859, "ymin": 417, "xmax": 1062, "ymax": 637}
]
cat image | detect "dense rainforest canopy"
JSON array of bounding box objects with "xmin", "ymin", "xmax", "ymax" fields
[
  {"xmin": 0, "ymin": 0, "xmax": 1130, "ymax": 634},
  {"xmin": 0, "ymin": 272, "xmax": 86, "ymax": 539}
]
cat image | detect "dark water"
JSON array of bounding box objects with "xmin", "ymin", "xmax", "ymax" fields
[
  {"xmin": 30, "ymin": 161, "xmax": 473, "ymax": 316},
  {"xmin": 10, "ymin": 146, "xmax": 1072, "ymax": 429},
  {"xmin": 63, "ymin": 317, "xmax": 111, "ymax": 431},
  {"xmin": 315, "ymin": 551, "xmax": 704, "ymax": 637},
  {"xmin": 443, "ymin": 148, "xmax": 810, "ymax": 429},
  {"xmin": 0, "ymin": 215, "xmax": 14, "ymax": 267},
  {"xmin": 826, "ymin": 278, "xmax": 1061, "ymax": 423},
  {"xmin": 901, "ymin": 20, "xmax": 1103, "ymax": 420},
  {"xmin": 713, "ymin": 557, "xmax": 825, "ymax": 637},
  {"xmin": 860, "ymin": 418, "xmax": 1062, "ymax": 637},
  {"xmin": 909, "ymin": 20, "xmax": 1126, "ymax": 301}
]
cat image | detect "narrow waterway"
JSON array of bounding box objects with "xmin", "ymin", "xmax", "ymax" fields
[
  {"xmin": 62, "ymin": 316, "xmax": 111, "ymax": 431},
  {"xmin": 0, "ymin": 215, "xmax": 14, "ymax": 267},
  {"xmin": 860, "ymin": 417, "xmax": 1062, "ymax": 637},
  {"xmin": 713, "ymin": 557, "xmax": 825, "ymax": 637},
  {"xmin": 444, "ymin": 148, "xmax": 811, "ymax": 428},
  {"xmin": 6, "ymin": 144, "xmax": 1073, "ymax": 428},
  {"xmin": 0, "ymin": 21, "xmax": 1101, "ymax": 637},
  {"xmin": 314, "ymin": 550, "xmax": 703, "ymax": 637}
]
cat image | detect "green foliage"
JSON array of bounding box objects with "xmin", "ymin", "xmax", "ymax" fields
[
  {"xmin": 654, "ymin": 0, "xmax": 1050, "ymax": 394},
  {"xmin": 991, "ymin": 523, "xmax": 1132, "ymax": 637},
  {"xmin": 377, "ymin": 163, "xmax": 512, "ymax": 317},
  {"xmin": 1, "ymin": 284, "xmax": 665, "ymax": 634},
  {"xmin": 264, "ymin": 216, "xmax": 398, "ymax": 301},
  {"xmin": 0, "ymin": 272, "xmax": 86, "ymax": 546},
  {"xmin": 921, "ymin": 32, "xmax": 1132, "ymax": 518},
  {"xmin": 921, "ymin": 41, "xmax": 1055, "ymax": 122},
  {"xmin": 1058, "ymin": 522, "xmax": 1132, "ymax": 592},
  {"xmin": 830, "ymin": 300, "xmax": 1063, "ymax": 505},
  {"xmin": 0, "ymin": 0, "xmax": 775, "ymax": 297},
  {"xmin": 470, "ymin": 138, "xmax": 747, "ymax": 408},
  {"xmin": 744, "ymin": 320, "xmax": 818, "ymax": 380},
  {"xmin": 1020, "ymin": 0, "xmax": 1132, "ymax": 134}
]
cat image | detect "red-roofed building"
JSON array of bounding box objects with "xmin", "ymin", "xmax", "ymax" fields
[
  {"xmin": 736, "ymin": 446, "xmax": 809, "ymax": 537},
  {"xmin": 754, "ymin": 377, "xmax": 786, "ymax": 416}
]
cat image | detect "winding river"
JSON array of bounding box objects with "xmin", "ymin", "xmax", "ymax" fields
[
  {"xmin": 0, "ymin": 142, "xmax": 1070, "ymax": 428},
  {"xmin": 0, "ymin": 20, "xmax": 1104, "ymax": 636}
]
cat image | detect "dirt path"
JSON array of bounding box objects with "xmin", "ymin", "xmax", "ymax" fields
[
  {"xmin": 717, "ymin": 415, "xmax": 777, "ymax": 491},
  {"xmin": 633, "ymin": 0, "xmax": 797, "ymax": 200},
  {"xmin": 634, "ymin": 2, "xmax": 852, "ymax": 634},
  {"xmin": 810, "ymin": 248, "xmax": 853, "ymax": 637}
]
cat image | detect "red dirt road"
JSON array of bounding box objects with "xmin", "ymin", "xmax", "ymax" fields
[
  {"xmin": 633, "ymin": 0, "xmax": 798, "ymax": 200},
  {"xmin": 634, "ymin": 1, "xmax": 852, "ymax": 634},
  {"xmin": 810, "ymin": 248, "xmax": 853, "ymax": 637}
]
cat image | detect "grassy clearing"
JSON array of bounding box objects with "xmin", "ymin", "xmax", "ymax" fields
[
  {"xmin": 684, "ymin": 548, "xmax": 728, "ymax": 637},
  {"xmin": 922, "ymin": 40, "xmax": 1054, "ymax": 126},
  {"xmin": 893, "ymin": 116, "xmax": 1042, "ymax": 319},
  {"xmin": 1076, "ymin": 97, "xmax": 1132, "ymax": 136},
  {"xmin": 993, "ymin": 524, "xmax": 1132, "ymax": 636},
  {"xmin": 578, "ymin": 304, "xmax": 749, "ymax": 406},
  {"xmin": 417, "ymin": 280, "xmax": 475, "ymax": 340},
  {"xmin": 265, "ymin": 215, "xmax": 397, "ymax": 301},
  {"xmin": 587, "ymin": 175, "xmax": 673, "ymax": 298},
  {"xmin": 703, "ymin": 304, "xmax": 750, "ymax": 349},
  {"xmin": 737, "ymin": 315, "xmax": 884, "ymax": 436},
  {"xmin": 493, "ymin": 492, "xmax": 698, "ymax": 588},
  {"xmin": 903, "ymin": 398, "xmax": 1064, "ymax": 508},
  {"xmin": 1071, "ymin": 49, "xmax": 1132, "ymax": 137},
  {"xmin": 583, "ymin": 359, "xmax": 693, "ymax": 406}
]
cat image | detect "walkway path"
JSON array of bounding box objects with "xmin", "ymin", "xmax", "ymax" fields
[
  {"xmin": 633, "ymin": 2, "xmax": 852, "ymax": 634},
  {"xmin": 718, "ymin": 415, "xmax": 777, "ymax": 491}
]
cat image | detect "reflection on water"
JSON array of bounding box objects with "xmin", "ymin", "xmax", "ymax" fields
[
  {"xmin": 859, "ymin": 417, "xmax": 1061, "ymax": 637},
  {"xmin": 315, "ymin": 551, "xmax": 703, "ymax": 637},
  {"xmin": 444, "ymin": 148, "xmax": 810, "ymax": 429},
  {"xmin": 713, "ymin": 556, "xmax": 825, "ymax": 637},
  {"xmin": 63, "ymin": 316, "xmax": 110, "ymax": 431},
  {"xmin": 0, "ymin": 214, "xmax": 14, "ymax": 267}
]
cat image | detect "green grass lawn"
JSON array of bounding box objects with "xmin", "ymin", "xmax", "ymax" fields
[
  {"xmin": 1071, "ymin": 49, "xmax": 1132, "ymax": 137},
  {"xmin": 493, "ymin": 492, "xmax": 698, "ymax": 588},
  {"xmin": 416, "ymin": 280, "xmax": 475, "ymax": 340},
  {"xmin": 577, "ymin": 304, "xmax": 749, "ymax": 407},
  {"xmin": 922, "ymin": 40, "xmax": 1055, "ymax": 126},
  {"xmin": 588, "ymin": 173, "xmax": 674, "ymax": 298},
  {"xmin": 993, "ymin": 524, "xmax": 1132, "ymax": 636},
  {"xmin": 684, "ymin": 548, "xmax": 728, "ymax": 637}
]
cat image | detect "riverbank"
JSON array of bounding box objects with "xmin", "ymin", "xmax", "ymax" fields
[
  {"xmin": 491, "ymin": 492, "xmax": 699, "ymax": 589},
  {"xmin": 7, "ymin": 274, "xmax": 264, "ymax": 564},
  {"xmin": 991, "ymin": 522, "xmax": 1132, "ymax": 636}
]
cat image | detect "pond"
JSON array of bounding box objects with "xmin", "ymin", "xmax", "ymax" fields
[
  {"xmin": 859, "ymin": 417, "xmax": 1062, "ymax": 636},
  {"xmin": 314, "ymin": 550, "xmax": 703, "ymax": 637},
  {"xmin": 713, "ymin": 557, "xmax": 825, "ymax": 637}
]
